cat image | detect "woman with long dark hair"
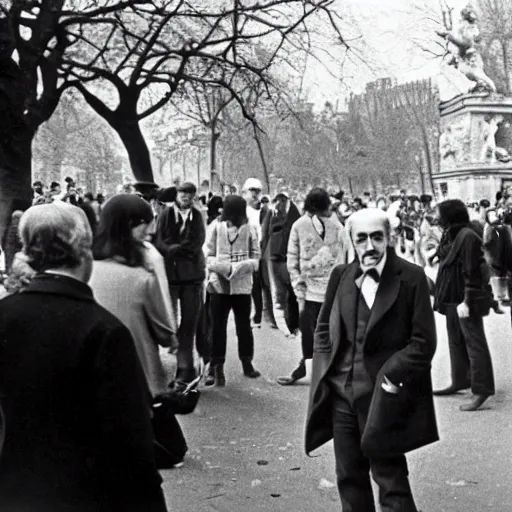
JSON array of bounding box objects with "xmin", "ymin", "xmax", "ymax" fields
[
  {"xmin": 90, "ymin": 194, "xmax": 175, "ymax": 397},
  {"xmin": 206, "ymin": 195, "xmax": 261, "ymax": 386},
  {"xmin": 433, "ymin": 199, "xmax": 495, "ymax": 411}
]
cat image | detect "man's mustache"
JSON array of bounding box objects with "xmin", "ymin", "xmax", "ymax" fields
[{"xmin": 363, "ymin": 250, "xmax": 379, "ymax": 258}]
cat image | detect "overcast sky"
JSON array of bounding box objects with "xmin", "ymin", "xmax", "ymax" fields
[{"xmin": 301, "ymin": 0, "xmax": 471, "ymax": 107}]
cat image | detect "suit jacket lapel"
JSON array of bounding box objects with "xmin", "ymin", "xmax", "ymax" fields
[
  {"xmin": 365, "ymin": 251, "xmax": 401, "ymax": 339},
  {"xmin": 330, "ymin": 261, "xmax": 358, "ymax": 359}
]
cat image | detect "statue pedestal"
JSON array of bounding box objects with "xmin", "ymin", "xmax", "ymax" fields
[{"xmin": 433, "ymin": 93, "xmax": 512, "ymax": 201}]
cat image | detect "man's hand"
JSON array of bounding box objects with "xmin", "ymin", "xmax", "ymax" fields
[
  {"xmin": 229, "ymin": 261, "xmax": 253, "ymax": 280},
  {"xmin": 457, "ymin": 302, "xmax": 470, "ymax": 319},
  {"xmin": 382, "ymin": 375, "xmax": 401, "ymax": 395}
]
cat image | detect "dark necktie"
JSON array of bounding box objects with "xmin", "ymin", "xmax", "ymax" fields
[{"xmin": 176, "ymin": 213, "xmax": 183, "ymax": 232}]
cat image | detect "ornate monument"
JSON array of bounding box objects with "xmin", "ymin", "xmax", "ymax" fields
[{"xmin": 433, "ymin": 4, "xmax": 512, "ymax": 201}]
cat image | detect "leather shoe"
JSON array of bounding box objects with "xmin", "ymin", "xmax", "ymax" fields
[
  {"xmin": 460, "ymin": 394, "xmax": 490, "ymax": 411},
  {"xmin": 276, "ymin": 360, "xmax": 306, "ymax": 386},
  {"xmin": 433, "ymin": 385, "xmax": 469, "ymax": 396}
]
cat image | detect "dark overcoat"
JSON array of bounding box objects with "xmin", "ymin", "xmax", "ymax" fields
[
  {"xmin": 305, "ymin": 250, "xmax": 439, "ymax": 458},
  {"xmin": 0, "ymin": 274, "xmax": 167, "ymax": 512},
  {"xmin": 153, "ymin": 204, "xmax": 206, "ymax": 285}
]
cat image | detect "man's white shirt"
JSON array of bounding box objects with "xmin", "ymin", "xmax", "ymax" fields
[{"xmin": 359, "ymin": 252, "xmax": 387, "ymax": 309}]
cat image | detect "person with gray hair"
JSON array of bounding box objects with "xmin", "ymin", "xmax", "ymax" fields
[
  {"xmin": 0, "ymin": 202, "xmax": 168, "ymax": 512},
  {"xmin": 306, "ymin": 206, "xmax": 438, "ymax": 512}
]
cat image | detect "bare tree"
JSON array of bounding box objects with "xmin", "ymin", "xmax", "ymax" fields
[
  {"xmin": 62, "ymin": 0, "xmax": 349, "ymax": 184},
  {"xmin": 0, "ymin": 0, "xmax": 142, "ymax": 238},
  {"xmin": 171, "ymin": 75, "xmax": 237, "ymax": 188},
  {"xmin": 478, "ymin": 0, "xmax": 512, "ymax": 94}
]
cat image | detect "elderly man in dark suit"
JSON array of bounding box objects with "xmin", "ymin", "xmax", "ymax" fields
[
  {"xmin": 306, "ymin": 208, "xmax": 438, "ymax": 512},
  {"xmin": 0, "ymin": 202, "xmax": 167, "ymax": 512}
]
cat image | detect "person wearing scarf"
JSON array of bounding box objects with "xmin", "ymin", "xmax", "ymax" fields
[{"xmin": 432, "ymin": 199, "xmax": 495, "ymax": 411}]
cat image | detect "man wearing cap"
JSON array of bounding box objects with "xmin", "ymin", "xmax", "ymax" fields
[
  {"xmin": 306, "ymin": 207, "xmax": 438, "ymax": 512},
  {"xmin": 261, "ymin": 190, "xmax": 301, "ymax": 336},
  {"xmin": 155, "ymin": 181, "xmax": 206, "ymax": 389},
  {"xmin": 242, "ymin": 178, "xmax": 275, "ymax": 328}
]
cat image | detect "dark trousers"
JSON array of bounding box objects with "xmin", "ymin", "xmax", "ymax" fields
[
  {"xmin": 210, "ymin": 294, "xmax": 254, "ymax": 365},
  {"xmin": 299, "ymin": 300, "xmax": 323, "ymax": 360},
  {"xmin": 270, "ymin": 261, "xmax": 299, "ymax": 332},
  {"xmin": 332, "ymin": 395, "xmax": 417, "ymax": 512},
  {"xmin": 445, "ymin": 307, "xmax": 495, "ymax": 395},
  {"xmin": 252, "ymin": 266, "xmax": 275, "ymax": 325},
  {"xmin": 195, "ymin": 291, "xmax": 212, "ymax": 364},
  {"xmin": 169, "ymin": 284, "xmax": 203, "ymax": 381}
]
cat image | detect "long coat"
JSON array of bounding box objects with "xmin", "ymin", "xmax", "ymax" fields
[
  {"xmin": 0, "ymin": 274, "xmax": 167, "ymax": 512},
  {"xmin": 305, "ymin": 250, "xmax": 439, "ymax": 458},
  {"xmin": 153, "ymin": 204, "xmax": 206, "ymax": 285},
  {"xmin": 89, "ymin": 259, "xmax": 174, "ymax": 397}
]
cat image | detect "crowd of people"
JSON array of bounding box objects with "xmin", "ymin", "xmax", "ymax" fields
[{"xmin": 0, "ymin": 172, "xmax": 510, "ymax": 511}]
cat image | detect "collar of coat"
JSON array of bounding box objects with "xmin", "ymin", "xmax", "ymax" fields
[{"xmin": 22, "ymin": 273, "xmax": 95, "ymax": 303}]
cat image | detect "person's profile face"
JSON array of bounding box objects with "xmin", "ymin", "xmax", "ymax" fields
[
  {"xmin": 351, "ymin": 217, "xmax": 388, "ymax": 267},
  {"xmin": 275, "ymin": 196, "xmax": 287, "ymax": 212},
  {"xmin": 131, "ymin": 222, "xmax": 149, "ymax": 243}
]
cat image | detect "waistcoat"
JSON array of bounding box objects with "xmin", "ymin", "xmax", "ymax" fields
[{"xmin": 327, "ymin": 289, "xmax": 374, "ymax": 401}]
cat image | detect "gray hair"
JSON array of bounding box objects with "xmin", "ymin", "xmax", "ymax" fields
[
  {"xmin": 19, "ymin": 202, "xmax": 93, "ymax": 272},
  {"xmin": 345, "ymin": 207, "xmax": 391, "ymax": 238}
]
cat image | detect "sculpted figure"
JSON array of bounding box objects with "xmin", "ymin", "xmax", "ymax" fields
[
  {"xmin": 480, "ymin": 115, "xmax": 511, "ymax": 162},
  {"xmin": 436, "ymin": 4, "xmax": 496, "ymax": 94},
  {"xmin": 440, "ymin": 125, "xmax": 457, "ymax": 163}
]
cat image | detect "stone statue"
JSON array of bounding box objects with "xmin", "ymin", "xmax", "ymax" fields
[
  {"xmin": 440, "ymin": 125, "xmax": 457, "ymax": 162},
  {"xmin": 436, "ymin": 4, "xmax": 496, "ymax": 94},
  {"xmin": 480, "ymin": 114, "xmax": 511, "ymax": 162}
]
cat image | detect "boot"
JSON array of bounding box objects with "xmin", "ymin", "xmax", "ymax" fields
[
  {"xmin": 242, "ymin": 361, "xmax": 261, "ymax": 378},
  {"xmin": 214, "ymin": 364, "xmax": 226, "ymax": 387}
]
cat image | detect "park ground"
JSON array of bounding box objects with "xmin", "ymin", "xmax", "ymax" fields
[{"xmin": 160, "ymin": 309, "xmax": 512, "ymax": 512}]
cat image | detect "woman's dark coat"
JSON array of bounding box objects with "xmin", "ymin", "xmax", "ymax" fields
[
  {"xmin": 0, "ymin": 274, "xmax": 167, "ymax": 512},
  {"xmin": 434, "ymin": 226, "xmax": 491, "ymax": 316}
]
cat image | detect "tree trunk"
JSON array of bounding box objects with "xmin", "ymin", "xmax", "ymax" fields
[
  {"xmin": 114, "ymin": 118, "xmax": 154, "ymax": 183},
  {"xmin": 210, "ymin": 123, "xmax": 221, "ymax": 192},
  {"xmin": 0, "ymin": 129, "xmax": 33, "ymax": 244}
]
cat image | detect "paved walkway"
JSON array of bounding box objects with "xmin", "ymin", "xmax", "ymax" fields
[{"xmin": 161, "ymin": 310, "xmax": 512, "ymax": 512}]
